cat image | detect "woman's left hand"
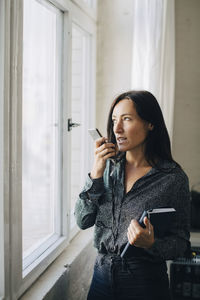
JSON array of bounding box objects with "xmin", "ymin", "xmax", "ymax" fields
[{"xmin": 127, "ymin": 217, "xmax": 155, "ymax": 249}]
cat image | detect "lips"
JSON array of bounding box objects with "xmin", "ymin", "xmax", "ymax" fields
[{"xmin": 117, "ymin": 137, "xmax": 127, "ymax": 144}]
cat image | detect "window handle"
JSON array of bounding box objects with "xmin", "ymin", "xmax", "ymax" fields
[{"xmin": 67, "ymin": 118, "xmax": 81, "ymax": 131}]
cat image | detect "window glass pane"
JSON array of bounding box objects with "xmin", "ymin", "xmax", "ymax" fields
[
  {"xmin": 71, "ymin": 24, "xmax": 90, "ymax": 229},
  {"xmin": 22, "ymin": 0, "xmax": 62, "ymax": 259}
]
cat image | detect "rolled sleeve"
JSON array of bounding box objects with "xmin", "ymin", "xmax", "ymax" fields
[
  {"xmin": 74, "ymin": 174, "xmax": 105, "ymax": 230},
  {"xmin": 79, "ymin": 174, "xmax": 105, "ymax": 204}
]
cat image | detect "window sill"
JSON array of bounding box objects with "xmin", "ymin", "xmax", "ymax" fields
[{"xmin": 20, "ymin": 227, "xmax": 95, "ymax": 300}]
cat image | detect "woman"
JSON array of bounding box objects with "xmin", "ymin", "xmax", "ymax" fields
[{"xmin": 75, "ymin": 90, "xmax": 190, "ymax": 300}]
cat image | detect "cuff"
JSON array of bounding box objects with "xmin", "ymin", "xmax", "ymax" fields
[{"xmin": 79, "ymin": 173, "xmax": 104, "ymax": 203}]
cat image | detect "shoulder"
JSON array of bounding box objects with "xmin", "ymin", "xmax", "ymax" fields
[{"xmin": 156, "ymin": 160, "xmax": 189, "ymax": 187}]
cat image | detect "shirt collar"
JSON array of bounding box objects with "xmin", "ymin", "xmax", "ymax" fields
[{"xmin": 112, "ymin": 154, "xmax": 177, "ymax": 177}]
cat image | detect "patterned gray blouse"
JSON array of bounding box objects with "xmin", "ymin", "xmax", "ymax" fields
[{"xmin": 75, "ymin": 156, "xmax": 191, "ymax": 262}]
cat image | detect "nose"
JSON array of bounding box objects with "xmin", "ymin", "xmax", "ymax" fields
[{"xmin": 114, "ymin": 119, "xmax": 123, "ymax": 133}]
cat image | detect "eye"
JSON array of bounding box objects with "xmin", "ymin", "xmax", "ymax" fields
[
  {"xmin": 112, "ymin": 119, "xmax": 117, "ymax": 124},
  {"xmin": 124, "ymin": 116, "xmax": 131, "ymax": 121}
]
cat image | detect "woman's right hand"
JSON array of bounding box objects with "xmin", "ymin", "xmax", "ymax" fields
[{"xmin": 90, "ymin": 137, "xmax": 116, "ymax": 179}]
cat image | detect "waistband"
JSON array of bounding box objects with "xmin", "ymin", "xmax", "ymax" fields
[
  {"xmin": 96, "ymin": 253, "xmax": 167, "ymax": 277},
  {"xmin": 97, "ymin": 252, "xmax": 166, "ymax": 267}
]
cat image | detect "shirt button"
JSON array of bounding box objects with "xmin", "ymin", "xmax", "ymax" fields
[{"xmin": 110, "ymin": 246, "xmax": 116, "ymax": 252}]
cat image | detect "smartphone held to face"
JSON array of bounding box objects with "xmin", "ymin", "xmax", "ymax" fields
[
  {"xmin": 88, "ymin": 128, "xmax": 103, "ymax": 141},
  {"xmin": 88, "ymin": 128, "xmax": 118, "ymax": 163}
]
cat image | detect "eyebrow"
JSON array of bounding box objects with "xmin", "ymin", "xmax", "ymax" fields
[{"xmin": 112, "ymin": 113, "xmax": 133, "ymax": 118}]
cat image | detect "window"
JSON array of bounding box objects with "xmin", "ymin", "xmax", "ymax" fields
[
  {"xmin": 22, "ymin": 0, "xmax": 63, "ymax": 269},
  {"xmin": 1, "ymin": 0, "xmax": 96, "ymax": 298},
  {"xmin": 70, "ymin": 23, "xmax": 93, "ymax": 232},
  {"xmin": 72, "ymin": 0, "xmax": 97, "ymax": 15}
]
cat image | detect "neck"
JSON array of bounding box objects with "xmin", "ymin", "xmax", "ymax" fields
[{"xmin": 125, "ymin": 149, "xmax": 149, "ymax": 168}]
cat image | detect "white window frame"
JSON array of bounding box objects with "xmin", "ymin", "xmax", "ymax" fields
[
  {"xmin": 1, "ymin": 0, "xmax": 97, "ymax": 298},
  {"xmin": 71, "ymin": 0, "xmax": 97, "ymax": 20},
  {"xmin": 69, "ymin": 15, "xmax": 97, "ymax": 239}
]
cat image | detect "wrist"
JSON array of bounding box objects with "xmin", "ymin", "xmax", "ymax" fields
[{"xmin": 90, "ymin": 171, "xmax": 103, "ymax": 179}]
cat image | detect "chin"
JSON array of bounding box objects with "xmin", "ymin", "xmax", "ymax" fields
[{"xmin": 117, "ymin": 144, "xmax": 129, "ymax": 152}]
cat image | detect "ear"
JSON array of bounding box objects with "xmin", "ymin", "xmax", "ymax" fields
[{"xmin": 148, "ymin": 123, "xmax": 154, "ymax": 131}]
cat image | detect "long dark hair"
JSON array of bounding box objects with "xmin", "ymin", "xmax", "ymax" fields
[{"xmin": 107, "ymin": 90, "xmax": 176, "ymax": 167}]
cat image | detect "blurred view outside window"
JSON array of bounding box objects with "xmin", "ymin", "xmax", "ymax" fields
[{"xmin": 22, "ymin": 0, "xmax": 62, "ymax": 260}]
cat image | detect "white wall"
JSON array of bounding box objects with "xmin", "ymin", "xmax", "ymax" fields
[
  {"xmin": 172, "ymin": 0, "xmax": 200, "ymax": 187},
  {"xmin": 96, "ymin": 0, "xmax": 134, "ymax": 135}
]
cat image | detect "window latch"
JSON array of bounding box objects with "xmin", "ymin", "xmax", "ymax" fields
[{"xmin": 67, "ymin": 118, "xmax": 81, "ymax": 131}]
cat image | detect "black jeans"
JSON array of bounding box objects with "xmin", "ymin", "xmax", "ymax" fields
[{"xmin": 87, "ymin": 254, "xmax": 171, "ymax": 300}]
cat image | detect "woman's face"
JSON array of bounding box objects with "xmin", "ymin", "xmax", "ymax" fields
[{"xmin": 112, "ymin": 99, "xmax": 151, "ymax": 153}]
